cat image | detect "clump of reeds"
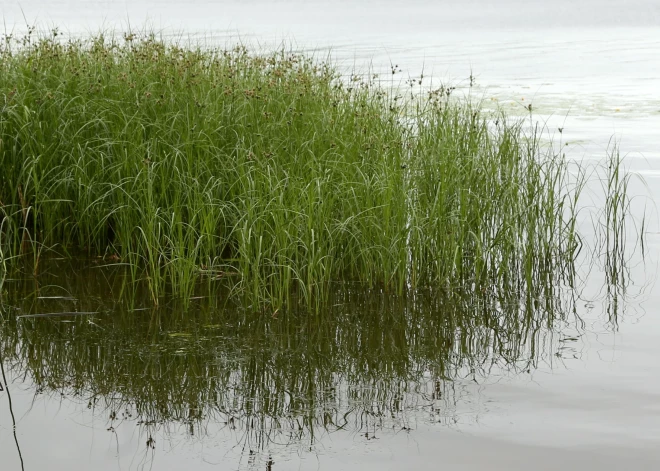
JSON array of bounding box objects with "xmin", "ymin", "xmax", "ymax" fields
[{"xmin": 0, "ymin": 30, "xmax": 631, "ymax": 308}]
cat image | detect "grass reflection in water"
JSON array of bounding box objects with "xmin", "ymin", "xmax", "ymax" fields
[{"xmin": 1, "ymin": 257, "xmax": 588, "ymax": 453}]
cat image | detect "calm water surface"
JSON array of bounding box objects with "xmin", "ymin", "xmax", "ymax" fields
[{"xmin": 1, "ymin": 1, "xmax": 660, "ymax": 469}]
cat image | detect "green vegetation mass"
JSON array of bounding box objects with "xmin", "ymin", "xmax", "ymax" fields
[{"xmin": 0, "ymin": 31, "xmax": 620, "ymax": 308}]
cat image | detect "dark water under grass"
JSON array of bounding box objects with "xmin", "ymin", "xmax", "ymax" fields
[
  {"xmin": 1, "ymin": 2, "xmax": 660, "ymax": 469},
  {"xmin": 1, "ymin": 250, "xmax": 657, "ymax": 470}
]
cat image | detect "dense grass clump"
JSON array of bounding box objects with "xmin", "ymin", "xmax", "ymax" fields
[{"xmin": 0, "ymin": 31, "xmax": 599, "ymax": 307}]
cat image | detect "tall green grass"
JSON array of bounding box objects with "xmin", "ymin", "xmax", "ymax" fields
[{"xmin": 0, "ymin": 30, "xmax": 627, "ymax": 308}]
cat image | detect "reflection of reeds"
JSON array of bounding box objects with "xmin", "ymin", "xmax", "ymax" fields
[
  {"xmin": 1, "ymin": 257, "xmax": 584, "ymax": 451},
  {"xmin": 0, "ymin": 30, "xmax": 632, "ymax": 308},
  {"xmin": 597, "ymin": 146, "xmax": 646, "ymax": 326}
]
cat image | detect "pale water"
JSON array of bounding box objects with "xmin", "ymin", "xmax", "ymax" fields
[{"xmin": 1, "ymin": 1, "xmax": 660, "ymax": 470}]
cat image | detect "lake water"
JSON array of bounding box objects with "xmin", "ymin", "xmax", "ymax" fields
[{"xmin": 1, "ymin": 1, "xmax": 660, "ymax": 470}]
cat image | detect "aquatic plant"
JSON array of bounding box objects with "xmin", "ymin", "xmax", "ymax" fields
[{"xmin": 0, "ymin": 30, "xmax": 633, "ymax": 308}]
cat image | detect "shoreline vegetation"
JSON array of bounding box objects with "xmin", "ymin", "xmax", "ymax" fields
[{"xmin": 0, "ymin": 30, "xmax": 635, "ymax": 309}]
